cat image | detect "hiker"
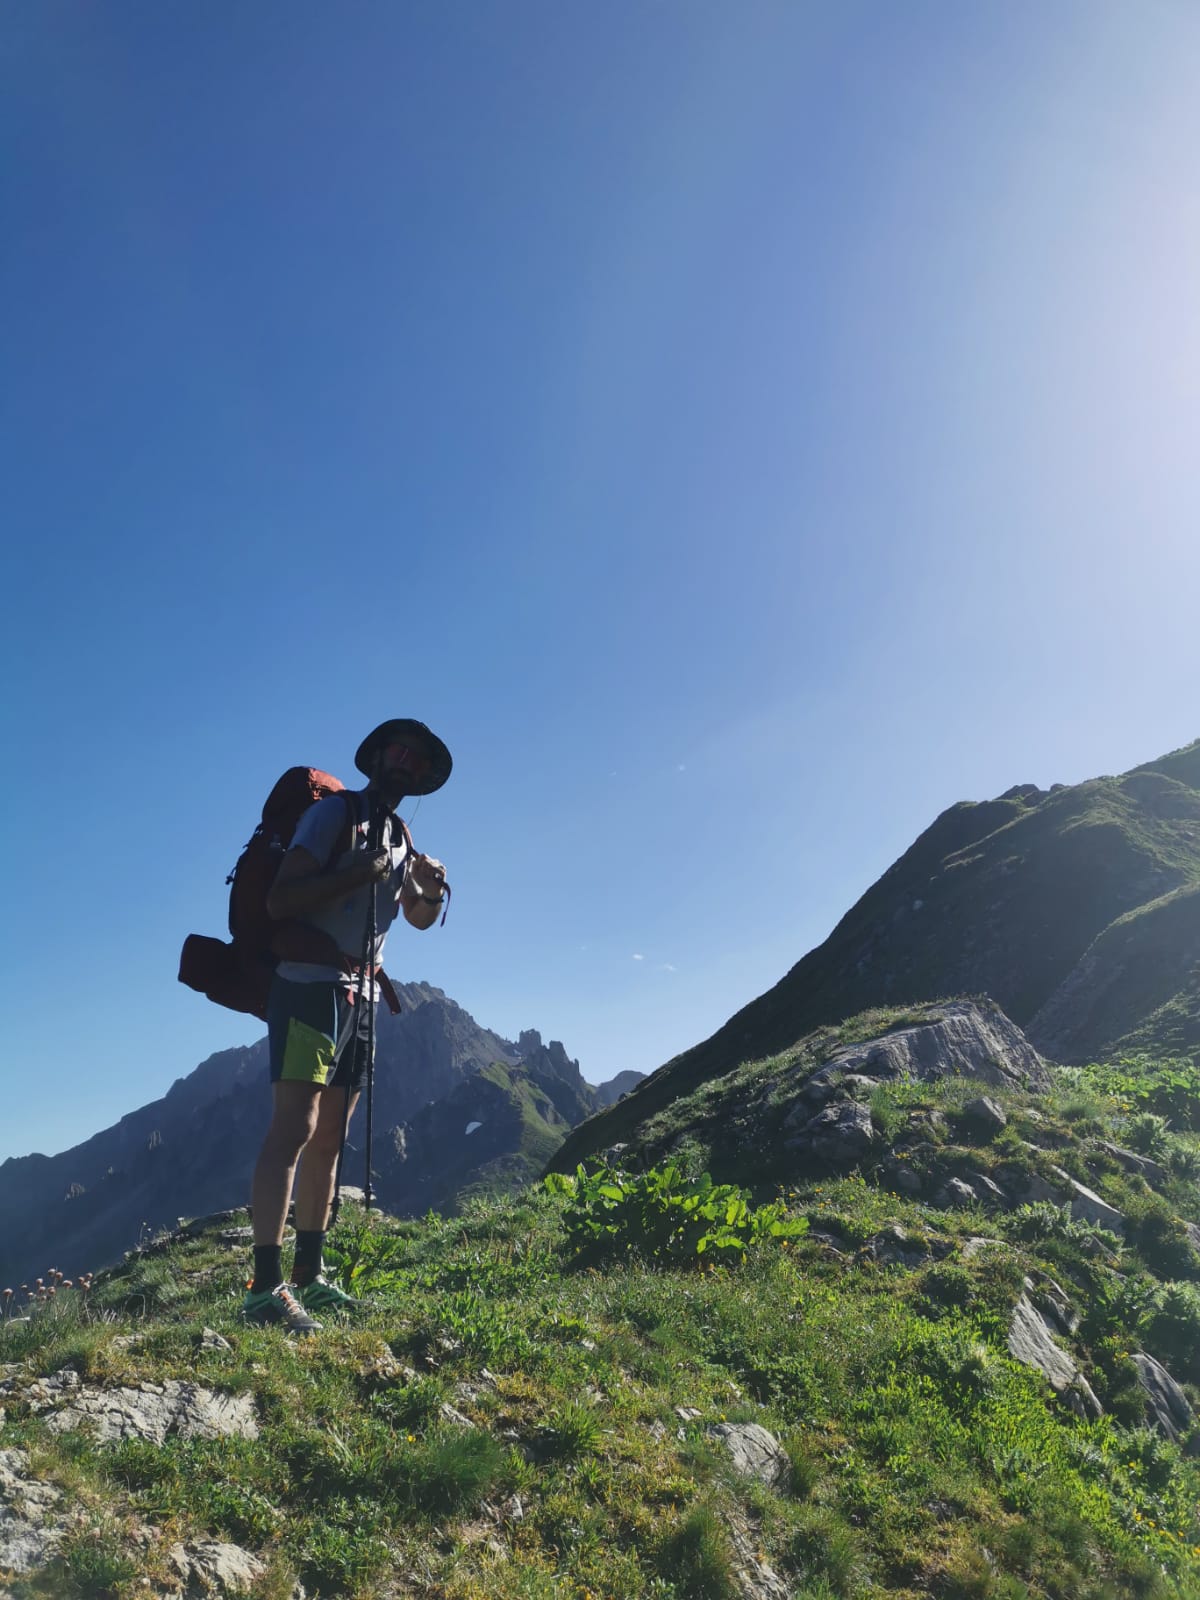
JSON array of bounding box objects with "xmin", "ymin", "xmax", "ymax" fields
[{"xmin": 242, "ymin": 719, "xmax": 452, "ymax": 1333}]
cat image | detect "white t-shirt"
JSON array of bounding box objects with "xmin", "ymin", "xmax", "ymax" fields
[{"xmin": 274, "ymin": 788, "xmax": 409, "ymax": 992}]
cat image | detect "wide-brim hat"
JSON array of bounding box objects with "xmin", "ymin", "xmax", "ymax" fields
[{"xmin": 354, "ymin": 719, "xmax": 453, "ymax": 794}]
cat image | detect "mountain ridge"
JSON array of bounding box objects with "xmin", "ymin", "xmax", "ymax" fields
[
  {"xmin": 554, "ymin": 739, "xmax": 1200, "ymax": 1170},
  {"xmin": 1, "ymin": 983, "xmax": 638, "ymax": 1289}
]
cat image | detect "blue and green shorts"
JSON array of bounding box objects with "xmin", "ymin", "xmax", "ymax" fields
[{"xmin": 267, "ymin": 976, "xmax": 374, "ymax": 1091}]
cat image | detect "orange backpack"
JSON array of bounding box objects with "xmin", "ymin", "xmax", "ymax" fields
[{"xmin": 178, "ymin": 767, "xmax": 401, "ymax": 1020}]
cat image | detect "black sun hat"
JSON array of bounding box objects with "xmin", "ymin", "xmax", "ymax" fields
[{"xmin": 354, "ymin": 719, "xmax": 453, "ymax": 794}]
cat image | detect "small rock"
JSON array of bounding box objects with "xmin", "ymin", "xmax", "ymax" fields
[
  {"xmin": 971, "ymin": 1173, "xmax": 1009, "ymax": 1207},
  {"xmin": 1053, "ymin": 1169, "xmax": 1125, "ymax": 1235},
  {"xmin": 726, "ymin": 1511, "xmax": 792, "ymax": 1600},
  {"xmin": 961, "ymin": 1236, "xmax": 1005, "ymax": 1259},
  {"xmin": 199, "ymin": 1329, "xmax": 232, "ymax": 1353},
  {"xmin": 1025, "ymin": 1169, "xmax": 1125, "ymax": 1235},
  {"xmin": 499, "ymin": 1493, "xmax": 524, "ymax": 1522},
  {"xmin": 938, "ymin": 1178, "xmax": 978, "ymax": 1208},
  {"xmin": 358, "ymin": 1349, "xmax": 410, "ymax": 1386},
  {"xmin": 869, "ymin": 1224, "xmax": 930, "ymax": 1267},
  {"xmin": 0, "ymin": 1447, "xmax": 67, "ymax": 1574},
  {"xmin": 438, "ymin": 1403, "xmax": 476, "ymax": 1429},
  {"xmin": 168, "ymin": 1539, "xmax": 264, "ymax": 1596},
  {"xmin": 962, "ymin": 1096, "xmax": 1008, "ymax": 1138},
  {"xmin": 709, "ymin": 1422, "xmax": 790, "ymax": 1489},
  {"xmin": 891, "ymin": 1165, "xmax": 923, "ymax": 1195},
  {"xmin": 1027, "ymin": 1278, "xmax": 1078, "ymax": 1336},
  {"xmin": 841, "ymin": 1074, "xmax": 881, "ymax": 1095},
  {"xmin": 1096, "ymin": 1142, "xmax": 1167, "ymax": 1186},
  {"xmin": 674, "ymin": 1406, "xmax": 703, "ymax": 1422}
]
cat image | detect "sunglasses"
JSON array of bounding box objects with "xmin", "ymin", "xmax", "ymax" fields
[{"xmin": 381, "ymin": 741, "xmax": 431, "ymax": 774}]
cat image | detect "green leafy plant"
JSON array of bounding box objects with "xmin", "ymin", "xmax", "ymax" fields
[
  {"xmin": 546, "ymin": 1161, "xmax": 808, "ymax": 1268},
  {"xmin": 1145, "ymin": 1281, "xmax": 1200, "ymax": 1382},
  {"xmin": 1166, "ymin": 1141, "xmax": 1200, "ymax": 1183},
  {"xmin": 1008, "ymin": 1202, "xmax": 1119, "ymax": 1250},
  {"xmin": 1126, "ymin": 1112, "xmax": 1171, "ymax": 1159},
  {"xmin": 1124, "ymin": 1194, "xmax": 1199, "ymax": 1280},
  {"xmin": 538, "ymin": 1399, "xmax": 603, "ymax": 1461},
  {"xmin": 322, "ymin": 1213, "xmax": 411, "ymax": 1295},
  {"xmin": 1082, "ymin": 1056, "xmax": 1200, "ymax": 1130}
]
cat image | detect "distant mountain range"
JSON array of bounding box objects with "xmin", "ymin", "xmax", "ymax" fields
[
  {"xmin": 0, "ymin": 983, "xmax": 639, "ymax": 1289},
  {"xmin": 555, "ymin": 738, "xmax": 1200, "ymax": 1168}
]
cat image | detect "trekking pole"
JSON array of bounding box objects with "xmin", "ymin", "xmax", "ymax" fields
[
  {"xmin": 329, "ymin": 793, "xmax": 382, "ymax": 1228},
  {"xmin": 363, "ymin": 793, "xmax": 382, "ymax": 1213}
]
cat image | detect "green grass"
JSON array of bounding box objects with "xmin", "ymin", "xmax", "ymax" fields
[{"xmin": 3, "ymin": 1045, "xmax": 1200, "ymax": 1600}]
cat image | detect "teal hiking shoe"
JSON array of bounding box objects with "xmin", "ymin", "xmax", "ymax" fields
[
  {"xmin": 296, "ymin": 1276, "xmax": 364, "ymax": 1316},
  {"xmin": 242, "ymin": 1283, "xmax": 322, "ymax": 1335}
]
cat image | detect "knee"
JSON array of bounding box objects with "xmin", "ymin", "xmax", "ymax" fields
[
  {"xmin": 264, "ymin": 1110, "xmax": 319, "ymax": 1161},
  {"xmin": 306, "ymin": 1121, "xmax": 344, "ymax": 1163}
]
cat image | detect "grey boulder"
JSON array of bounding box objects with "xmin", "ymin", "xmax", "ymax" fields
[
  {"xmin": 1007, "ymin": 1295, "xmax": 1102, "ymax": 1419},
  {"xmin": 708, "ymin": 1422, "xmax": 791, "ymax": 1490},
  {"xmin": 1131, "ymin": 1353, "xmax": 1194, "ymax": 1443},
  {"xmin": 786, "ymin": 1101, "xmax": 875, "ymax": 1168}
]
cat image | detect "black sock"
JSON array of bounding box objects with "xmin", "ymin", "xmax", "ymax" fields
[
  {"xmin": 292, "ymin": 1230, "xmax": 325, "ymax": 1287},
  {"xmin": 251, "ymin": 1245, "xmax": 284, "ymax": 1293}
]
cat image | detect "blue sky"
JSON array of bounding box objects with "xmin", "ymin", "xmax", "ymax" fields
[{"xmin": 3, "ymin": 2, "xmax": 1199, "ymax": 1162}]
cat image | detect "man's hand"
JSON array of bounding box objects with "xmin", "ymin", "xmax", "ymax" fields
[
  {"xmin": 360, "ymin": 849, "xmax": 394, "ymax": 885},
  {"xmin": 268, "ymin": 845, "xmax": 392, "ymax": 920},
  {"xmin": 402, "ymin": 853, "xmax": 449, "ymax": 929},
  {"xmin": 407, "ymin": 853, "xmax": 447, "ymax": 898}
]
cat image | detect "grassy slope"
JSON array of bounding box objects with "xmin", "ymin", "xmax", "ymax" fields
[
  {"xmin": 3, "ymin": 1043, "xmax": 1200, "ymax": 1600},
  {"xmin": 1030, "ymin": 885, "xmax": 1200, "ymax": 1064}
]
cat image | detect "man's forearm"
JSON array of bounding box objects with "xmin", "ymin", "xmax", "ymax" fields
[{"xmin": 267, "ymin": 859, "xmax": 376, "ymax": 920}]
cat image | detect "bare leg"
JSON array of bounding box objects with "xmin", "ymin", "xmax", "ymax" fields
[
  {"xmin": 293, "ymin": 1087, "xmax": 361, "ymax": 1233},
  {"xmin": 251, "ymin": 1082, "xmax": 322, "ymax": 1246}
]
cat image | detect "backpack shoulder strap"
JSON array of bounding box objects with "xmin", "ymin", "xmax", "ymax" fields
[{"xmin": 330, "ymin": 789, "xmax": 363, "ymax": 862}]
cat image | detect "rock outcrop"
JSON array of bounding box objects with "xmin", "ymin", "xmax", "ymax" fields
[
  {"xmin": 1007, "ymin": 1295, "xmax": 1102, "ymax": 1419},
  {"xmin": 803, "ymin": 1002, "xmax": 1050, "ymax": 1095}
]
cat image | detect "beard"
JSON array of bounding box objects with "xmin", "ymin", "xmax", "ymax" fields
[{"xmin": 377, "ymin": 772, "xmax": 411, "ymax": 806}]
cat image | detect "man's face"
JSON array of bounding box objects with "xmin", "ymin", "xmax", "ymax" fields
[{"xmin": 378, "ymin": 740, "xmax": 431, "ymax": 793}]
